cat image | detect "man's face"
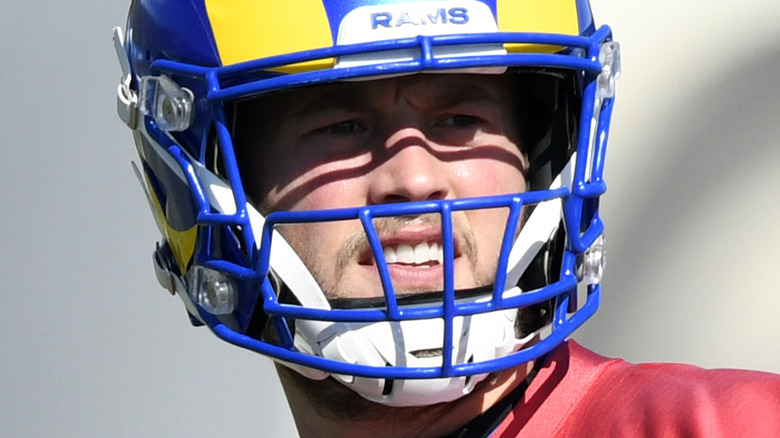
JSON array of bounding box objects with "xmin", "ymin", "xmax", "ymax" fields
[{"xmin": 236, "ymin": 74, "xmax": 527, "ymax": 300}]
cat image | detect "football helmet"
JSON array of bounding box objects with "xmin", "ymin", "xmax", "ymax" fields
[{"xmin": 114, "ymin": 0, "xmax": 619, "ymax": 407}]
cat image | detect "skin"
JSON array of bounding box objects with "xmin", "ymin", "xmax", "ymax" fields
[{"xmin": 235, "ymin": 73, "xmax": 532, "ymax": 437}]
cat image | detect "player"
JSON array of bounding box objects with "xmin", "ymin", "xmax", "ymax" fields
[{"xmin": 113, "ymin": 0, "xmax": 780, "ymax": 436}]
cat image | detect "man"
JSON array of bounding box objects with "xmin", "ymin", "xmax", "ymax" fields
[{"xmin": 114, "ymin": 0, "xmax": 780, "ymax": 436}]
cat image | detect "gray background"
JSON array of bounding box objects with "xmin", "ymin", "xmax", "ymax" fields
[{"xmin": 1, "ymin": 1, "xmax": 778, "ymax": 436}]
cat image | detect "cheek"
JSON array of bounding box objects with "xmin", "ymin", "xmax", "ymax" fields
[
  {"xmin": 259, "ymin": 170, "xmax": 361, "ymax": 216},
  {"xmin": 295, "ymin": 177, "xmax": 366, "ymax": 211},
  {"xmin": 450, "ymin": 158, "xmax": 526, "ymax": 198},
  {"xmin": 450, "ymin": 154, "xmax": 526, "ymax": 268},
  {"xmin": 279, "ymin": 219, "xmax": 351, "ymax": 261},
  {"xmin": 261, "ymin": 152, "xmax": 373, "ymax": 213},
  {"xmin": 270, "ymin": 175, "xmax": 367, "ymax": 261}
]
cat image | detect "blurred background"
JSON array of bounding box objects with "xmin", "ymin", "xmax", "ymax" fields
[{"xmin": 1, "ymin": 0, "xmax": 778, "ymax": 436}]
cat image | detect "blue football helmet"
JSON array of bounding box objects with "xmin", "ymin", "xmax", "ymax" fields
[{"xmin": 114, "ymin": 0, "xmax": 619, "ymax": 406}]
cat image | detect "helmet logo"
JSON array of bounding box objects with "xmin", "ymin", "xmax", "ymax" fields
[
  {"xmin": 338, "ymin": 1, "xmax": 497, "ymax": 47},
  {"xmin": 370, "ymin": 7, "xmax": 469, "ymax": 29}
]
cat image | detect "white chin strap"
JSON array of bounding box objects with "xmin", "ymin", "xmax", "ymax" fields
[{"xmin": 292, "ymin": 296, "xmax": 533, "ymax": 407}]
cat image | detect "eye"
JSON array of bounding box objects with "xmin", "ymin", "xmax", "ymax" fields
[
  {"xmin": 315, "ymin": 120, "xmax": 365, "ymax": 135},
  {"xmin": 305, "ymin": 118, "xmax": 369, "ymax": 158},
  {"xmin": 429, "ymin": 112, "xmax": 494, "ymax": 147},
  {"xmin": 436, "ymin": 114, "xmax": 483, "ymax": 129}
]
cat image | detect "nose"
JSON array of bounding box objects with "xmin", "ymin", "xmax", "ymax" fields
[{"xmin": 368, "ymin": 128, "xmax": 450, "ymax": 205}]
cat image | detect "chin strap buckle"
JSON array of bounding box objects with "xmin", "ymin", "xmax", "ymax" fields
[
  {"xmin": 153, "ymin": 241, "xmax": 206, "ymax": 326},
  {"xmin": 114, "ymin": 27, "xmax": 139, "ymax": 130}
]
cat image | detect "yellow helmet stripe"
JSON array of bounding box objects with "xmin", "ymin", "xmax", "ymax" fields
[
  {"xmin": 497, "ymin": 0, "xmax": 580, "ymax": 53},
  {"xmin": 205, "ymin": 0, "xmax": 334, "ymax": 69}
]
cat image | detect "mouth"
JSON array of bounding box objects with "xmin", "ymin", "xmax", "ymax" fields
[
  {"xmin": 358, "ymin": 229, "xmax": 461, "ymax": 268},
  {"xmin": 347, "ymin": 218, "xmax": 475, "ymax": 295},
  {"xmin": 355, "ymin": 231, "xmax": 464, "ymax": 293}
]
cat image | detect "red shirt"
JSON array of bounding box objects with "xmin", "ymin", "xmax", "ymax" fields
[{"xmin": 491, "ymin": 341, "xmax": 780, "ymax": 437}]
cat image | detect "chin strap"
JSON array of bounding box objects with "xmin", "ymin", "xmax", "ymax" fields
[{"xmin": 287, "ymin": 303, "xmax": 536, "ymax": 407}]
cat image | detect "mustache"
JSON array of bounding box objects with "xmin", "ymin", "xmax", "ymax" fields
[{"xmin": 334, "ymin": 214, "xmax": 478, "ymax": 276}]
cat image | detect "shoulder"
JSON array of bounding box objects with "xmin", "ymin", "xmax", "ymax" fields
[{"xmin": 560, "ymin": 342, "xmax": 780, "ymax": 437}]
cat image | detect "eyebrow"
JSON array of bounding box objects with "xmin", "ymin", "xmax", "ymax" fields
[
  {"xmin": 416, "ymin": 81, "xmax": 506, "ymax": 110},
  {"xmin": 289, "ymin": 85, "xmax": 371, "ymax": 118},
  {"xmin": 288, "ymin": 78, "xmax": 506, "ymax": 119}
]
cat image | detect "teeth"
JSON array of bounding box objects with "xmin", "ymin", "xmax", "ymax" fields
[
  {"xmin": 414, "ymin": 242, "xmax": 429, "ymax": 264},
  {"xmin": 396, "ymin": 244, "xmax": 414, "ymax": 263},
  {"xmin": 383, "ymin": 242, "xmax": 444, "ymax": 266},
  {"xmin": 383, "ymin": 246, "xmax": 398, "ymax": 263},
  {"xmin": 429, "ymin": 242, "xmax": 443, "ymax": 264}
]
